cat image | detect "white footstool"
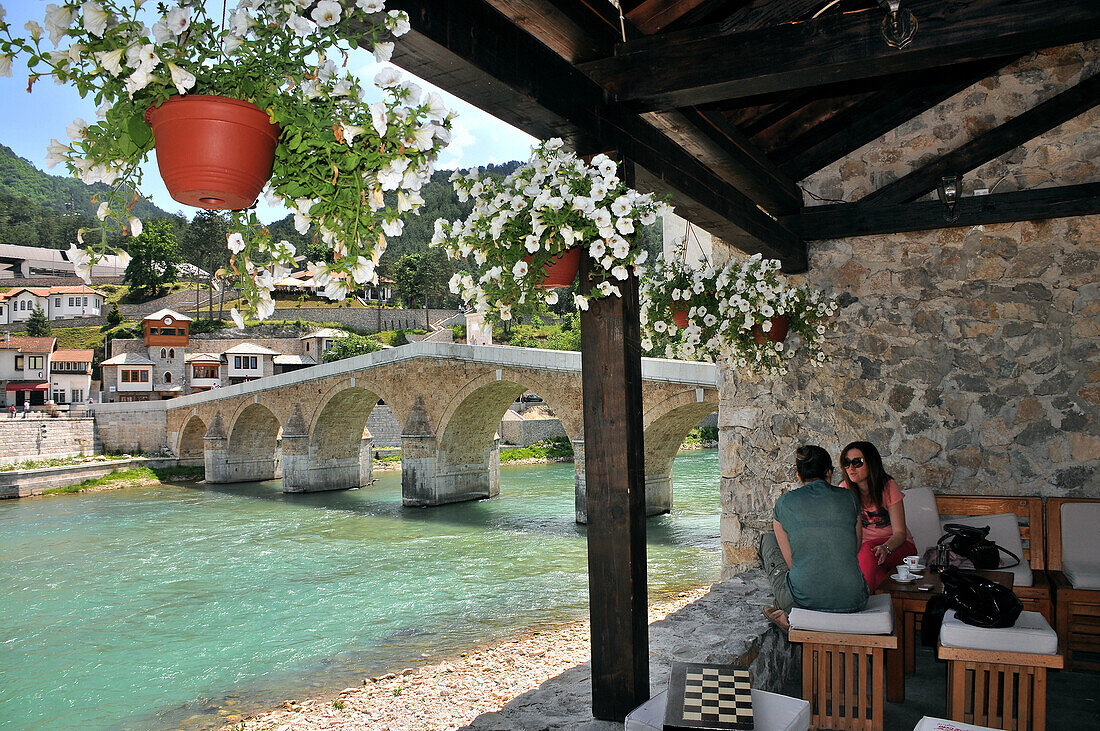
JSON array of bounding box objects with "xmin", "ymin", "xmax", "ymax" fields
[
  {"xmin": 913, "ymin": 717, "xmax": 999, "ymax": 731},
  {"xmin": 938, "ymin": 609, "xmax": 1062, "ymax": 731},
  {"xmin": 625, "ymin": 688, "xmax": 810, "ymax": 731},
  {"xmin": 787, "ymin": 593, "xmax": 897, "ymax": 731}
]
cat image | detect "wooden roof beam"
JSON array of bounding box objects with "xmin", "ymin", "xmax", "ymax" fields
[
  {"xmin": 860, "ymin": 72, "xmax": 1100, "ymax": 205},
  {"xmin": 578, "ymin": 0, "xmax": 1100, "ymax": 111},
  {"xmin": 382, "ymin": 0, "xmax": 806, "ymax": 271},
  {"xmin": 787, "ymin": 182, "xmax": 1100, "ymax": 239}
]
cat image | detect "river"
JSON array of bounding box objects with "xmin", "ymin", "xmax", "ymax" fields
[{"xmin": 0, "ymin": 450, "xmax": 721, "ymax": 730}]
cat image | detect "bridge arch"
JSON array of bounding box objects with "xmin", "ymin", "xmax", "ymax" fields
[
  {"xmin": 177, "ymin": 415, "xmax": 207, "ymax": 465},
  {"xmin": 222, "ymin": 402, "xmax": 282, "ymax": 482},
  {"xmin": 642, "ymin": 391, "xmax": 720, "ymax": 515}
]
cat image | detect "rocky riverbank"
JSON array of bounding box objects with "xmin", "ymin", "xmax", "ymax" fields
[{"xmin": 218, "ymin": 571, "xmax": 791, "ymax": 731}]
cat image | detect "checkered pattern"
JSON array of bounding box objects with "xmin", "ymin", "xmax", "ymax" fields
[{"xmin": 679, "ymin": 667, "xmax": 753, "ymax": 727}]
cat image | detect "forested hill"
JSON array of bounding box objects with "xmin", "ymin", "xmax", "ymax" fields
[{"xmin": 0, "ymin": 142, "xmax": 181, "ymax": 248}]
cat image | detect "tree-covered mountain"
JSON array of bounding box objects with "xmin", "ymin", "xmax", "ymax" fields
[{"xmin": 0, "ymin": 142, "xmax": 183, "ymax": 248}]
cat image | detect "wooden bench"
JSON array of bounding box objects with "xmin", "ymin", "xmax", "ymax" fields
[
  {"xmin": 936, "ymin": 495, "xmax": 1053, "ymax": 623},
  {"xmin": 1045, "ymin": 496, "xmax": 1100, "ymax": 671}
]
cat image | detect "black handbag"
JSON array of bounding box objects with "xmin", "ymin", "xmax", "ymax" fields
[
  {"xmin": 921, "ymin": 567, "xmax": 1024, "ymax": 645},
  {"xmin": 930, "ymin": 523, "xmax": 1021, "ymax": 571}
]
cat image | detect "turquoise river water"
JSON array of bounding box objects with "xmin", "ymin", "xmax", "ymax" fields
[{"xmin": 0, "ymin": 451, "xmax": 721, "ymax": 730}]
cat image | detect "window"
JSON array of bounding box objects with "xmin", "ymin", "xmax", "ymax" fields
[
  {"xmin": 305, "ymin": 342, "xmax": 311, "ymax": 351},
  {"xmin": 193, "ymin": 365, "xmax": 218, "ymax": 379},
  {"xmin": 15, "ymin": 355, "xmax": 23, "ymax": 369},
  {"xmin": 56, "ymin": 298, "xmax": 61, "ymax": 307},
  {"xmin": 161, "ymin": 348, "xmax": 167, "ymax": 358},
  {"xmin": 168, "ymin": 348, "xmax": 175, "ymax": 359},
  {"xmin": 149, "ymin": 327, "xmax": 159, "ymax": 335},
  {"xmin": 27, "ymin": 356, "xmax": 43, "ymax": 370},
  {"xmin": 83, "ymin": 297, "xmax": 88, "ymax": 306},
  {"xmin": 20, "ymin": 300, "xmax": 26, "ymax": 310},
  {"xmin": 72, "ymin": 389, "xmax": 82, "ymax": 403},
  {"xmin": 250, "ymin": 356, "xmax": 257, "ymax": 369},
  {"xmin": 161, "ymin": 327, "xmax": 175, "ymax": 336},
  {"xmin": 234, "ymin": 355, "xmax": 241, "ymax": 369},
  {"xmin": 121, "ymin": 369, "xmax": 149, "ymax": 383},
  {"xmin": 53, "ymin": 389, "xmax": 66, "ymax": 403},
  {"xmin": 69, "ymin": 297, "xmax": 75, "ymax": 307},
  {"xmin": 164, "ymin": 372, "xmax": 173, "ymax": 383},
  {"xmin": 141, "ymin": 370, "xmax": 149, "ymax": 382}
]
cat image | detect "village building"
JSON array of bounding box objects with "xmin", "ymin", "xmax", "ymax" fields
[
  {"xmin": 0, "ymin": 285, "xmax": 106, "ymax": 324},
  {"xmin": 47, "ymin": 349, "xmax": 94, "ymax": 406},
  {"xmin": 0, "ymin": 334, "xmax": 57, "ymax": 407},
  {"xmin": 0, "ymin": 243, "xmax": 128, "ymax": 280}
]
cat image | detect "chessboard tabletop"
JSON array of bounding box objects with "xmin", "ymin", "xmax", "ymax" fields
[{"xmin": 663, "ymin": 661, "xmax": 754, "ymax": 730}]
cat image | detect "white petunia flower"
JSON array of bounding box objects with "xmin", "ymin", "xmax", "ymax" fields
[
  {"xmin": 287, "ymin": 13, "xmax": 312, "ymax": 36},
  {"xmin": 230, "ymin": 308, "xmax": 245, "ymax": 329},
  {"xmin": 512, "ymin": 260, "xmax": 529, "ymax": 278},
  {"xmin": 387, "ymin": 9, "xmax": 411, "ymax": 36},
  {"xmin": 44, "ymin": 4, "xmax": 75, "ymax": 46},
  {"xmin": 167, "ymin": 63, "xmax": 196, "ymax": 95},
  {"xmin": 374, "ymin": 66, "xmax": 401, "ymax": 88},
  {"xmin": 81, "ymin": 1, "xmax": 109, "ymax": 37},
  {"xmin": 226, "ymin": 232, "xmax": 246, "ymax": 254},
  {"xmin": 0, "ymin": 55, "xmax": 11, "ymax": 78},
  {"xmin": 373, "ymin": 41, "xmax": 394, "ymax": 63},
  {"xmin": 357, "ymin": 0, "xmax": 385, "ymax": 12},
  {"xmin": 129, "ymin": 217, "xmax": 142, "ymax": 237},
  {"xmin": 95, "ymin": 202, "xmax": 111, "ymax": 220},
  {"xmin": 574, "ymin": 294, "xmax": 589, "ymax": 311},
  {"xmin": 165, "ymin": 6, "xmax": 190, "ymax": 35},
  {"xmin": 311, "ymin": 1, "xmax": 341, "ymax": 27}
]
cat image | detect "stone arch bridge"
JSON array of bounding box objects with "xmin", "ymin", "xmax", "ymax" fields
[{"xmin": 162, "ymin": 342, "xmax": 717, "ymax": 522}]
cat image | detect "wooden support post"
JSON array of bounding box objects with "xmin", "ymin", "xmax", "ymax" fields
[{"xmin": 579, "ymin": 161, "xmax": 649, "ymax": 720}]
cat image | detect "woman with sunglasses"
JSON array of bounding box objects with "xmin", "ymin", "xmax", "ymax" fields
[{"xmin": 839, "ymin": 441, "xmax": 916, "ymax": 592}]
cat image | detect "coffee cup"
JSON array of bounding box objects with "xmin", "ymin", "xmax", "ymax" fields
[
  {"xmin": 903, "ymin": 555, "xmax": 921, "ymax": 569},
  {"xmin": 896, "ymin": 565, "xmax": 912, "ymax": 580}
]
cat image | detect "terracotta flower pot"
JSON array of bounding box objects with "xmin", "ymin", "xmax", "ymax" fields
[
  {"xmin": 529, "ymin": 247, "xmax": 581, "ymax": 289},
  {"xmin": 752, "ymin": 315, "xmax": 790, "ymax": 345},
  {"xmin": 145, "ymin": 95, "xmax": 281, "ymax": 210},
  {"xmin": 672, "ymin": 309, "xmax": 688, "ymax": 329}
]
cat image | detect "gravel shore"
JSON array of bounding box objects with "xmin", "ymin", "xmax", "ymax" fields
[{"xmin": 219, "ymin": 587, "xmax": 712, "ymax": 731}]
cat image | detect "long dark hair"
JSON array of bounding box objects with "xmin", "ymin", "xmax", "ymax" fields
[{"xmin": 841, "ymin": 441, "xmax": 893, "ymax": 510}]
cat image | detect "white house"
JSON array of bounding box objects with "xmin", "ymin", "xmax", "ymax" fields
[
  {"xmin": 184, "ymin": 352, "xmax": 222, "ymax": 392},
  {"xmin": 0, "ymin": 285, "xmax": 106, "ymax": 324},
  {"xmin": 48, "ymin": 349, "xmax": 93, "ymax": 405},
  {"xmin": 223, "ymin": 342, "xmax": 279, "ymax": 385},
  {"xmin": 299, "ymin": 328, "xmax": 348, "ymax": 359},
  {"xmin": 0, "ymin": 334, "xmax": 57, "ymax": 407},
  {"xmin": 99, "ymin": 351, "xmax": 155, "ymax": 402},
  {"xmin": 0, "ymin": 244, "xmax": 128, "ymax": 279}
]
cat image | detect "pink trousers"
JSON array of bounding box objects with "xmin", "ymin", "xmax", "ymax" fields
[{"xmin": 859, "ymin": 537, "xmax": 917, "ymax": 592}]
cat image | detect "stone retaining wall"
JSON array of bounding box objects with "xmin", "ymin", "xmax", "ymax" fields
[
  {"xmin": 717, "ymin": 43, "xmax": 1100, "ymax": 575},
  {"xmin": 0, "ymin": 417, "xmax": 96, "ymax": 466},
  {"xmin": 500, "ymin": 413, "xmax": 568, "ymax": 446},
  {"xmin": 0, "ymin": 456, "xmax": 181, "ymax": 498},
  {"xmin": 93, "ymin": 402, "xmax": 169, "ymax": 455},
  {"xmin": 367, "ymin": 404, "xmax": 402, "ymax": 447}
]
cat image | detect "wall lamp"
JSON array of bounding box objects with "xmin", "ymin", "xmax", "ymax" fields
[
  {"xmin": 879, "ymin": 0, "xmax": 917, "ymax": 49},
  {"xmin": 937, "ymin": 175, "xmax": 961, "ymax": 222}
]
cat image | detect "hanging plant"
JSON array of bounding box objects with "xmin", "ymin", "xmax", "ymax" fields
[
  {"xmin": 640, "ymin": 250, "xmax": 838, "ymax": 375},
  {"xmin": 432, "ymin": 138, "xmax": 670, "ymax": 321},
  {"xmin": 0, "ymin": 0, "xmax": 453, "ymax": 322}
]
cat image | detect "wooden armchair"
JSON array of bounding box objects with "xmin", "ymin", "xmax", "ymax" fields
[
  {"xmin": 935, "ymin": 495, "xmax": 1053, "ymax": 623},
  {"xmin": 1045, "ymin": 496, "xmax": 1100, "ymax": 671}
]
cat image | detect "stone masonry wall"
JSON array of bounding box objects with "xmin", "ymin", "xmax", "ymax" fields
[
  {"xmin": 366, "ymin": 404, "xmax": 402, "ymax": 448},
  {"xmin": 0, "ymin": 417, "xmax": 96, "ymax": 466},
  {"xmin": 718, "ymin": 43, "xmax": 1100, "ymax": 575},
  {"xmin": 94, "ymin": 407, "xmax": 169, "ymax": 455}
]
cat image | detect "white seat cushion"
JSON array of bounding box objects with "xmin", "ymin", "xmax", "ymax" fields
[
  {"xmin": 625, "ymin": 689, "xmax": 810, "ymax": 731},
  {"xmin": 902, "ymin": 486, "xmax": 941, "ymax": 557},
  {"xmin": 939, "ymin": 609, "xmax": 1058, "ymax": 654},
  {"xmin": 1062, "ymin": 503, "xmax": 1100, "ymax": 567},
  {"xmin": 939, "ymin": 513, "xmax": 1033, "ymax": 587},
  {"xmin": 913, "ymin": 716, "xmax": 999, "ymax": 730},
  {"xmin": 1062, "ymin": 560, "xmax": 1100, "ymax": 590},
  {"xmin": 789, "ymin": 593, "xmax": 893, "ymax": 634}
]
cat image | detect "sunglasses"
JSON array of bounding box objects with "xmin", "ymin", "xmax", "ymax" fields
[{"xmin": 842, "ymin": 456, "xmax": 865, "ymax": 469}]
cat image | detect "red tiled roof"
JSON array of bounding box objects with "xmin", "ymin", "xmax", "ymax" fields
[
  {"xmin": 0, "ymin": 337, "xmax": 56, "ymax": 353},
  {"xmin": 0, "ymin": 285, "xmax": 105, "ymax": 301},
  {"xmin": 52, "ymin": 349, "xmax": 94, "ymax": 362}
]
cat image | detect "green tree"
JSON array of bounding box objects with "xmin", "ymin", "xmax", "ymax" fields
[
  {"xmin": 103, "ymin": 303, "xmax": 123, "ymax": 330},
  {"xmin": 391, "ymin": 249, "xmax": 452, "ymax": 327},
  {"xmin": 322, "ymin": 334, "xmax": 383, "ymax": 362},
  {"xmin": 25, "ymin": 306, "xmax": 51, "ymax": 337},
  {"xmin": 124, "ymin": 219, "xmax": 182, "ymax": 296}
]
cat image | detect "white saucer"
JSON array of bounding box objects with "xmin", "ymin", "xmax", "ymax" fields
[
  {"xmin": 891, "ymin": 573, "xmax": 919, "ymax": 583},
  {"xmin": 902, "ymin": 563, "xmax": 926, "ymax": 571}
]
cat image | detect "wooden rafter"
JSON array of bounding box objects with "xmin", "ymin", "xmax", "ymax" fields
[
  {"xmin": 383, "ymin": 0, "xmax": 807, "ymax": 271},
  {"xmin": 860, "ymin": 72, "xmax": 1100, "ymax": 205},
  {"xmin": 775, "ymin": 59, "xmax": 1015, "ymax": 179},
  {"xmin": 578, "ymin": 0, "xmax": 1100, "ymax": 111},
  {"xmin": 788, "ymin": 183, "xmax": 1100, "ymax": 239},
  {"xmin": 626, "ymin": 0, "xmax": 728, "ymax": 34}
]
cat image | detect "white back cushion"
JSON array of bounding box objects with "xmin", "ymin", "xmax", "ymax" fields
[
  {"xmin": 940, "ymin": 513, "xmax": 1033, "ymax": 587},
  {"xmin": 902, "ymin": 487, "xmax": 941, "ymax": 556},
  {"xmin": 1061, "ymin": 503, "xmax": 1100, "ymax": 565}
]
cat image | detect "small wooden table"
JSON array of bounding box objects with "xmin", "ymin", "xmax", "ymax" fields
[{"xmin": 878, "ymin": 569, "xmax": 1013, "ymax": 703}]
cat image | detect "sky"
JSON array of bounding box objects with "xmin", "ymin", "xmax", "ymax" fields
[{"xmin": 0, "ymin": 0, "xmax": 537, "ymax": 223}]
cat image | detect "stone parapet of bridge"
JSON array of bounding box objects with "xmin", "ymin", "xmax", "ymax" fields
[{"xmin": 96, "ymin": 342, "xmax": 718, "ymax": 521}]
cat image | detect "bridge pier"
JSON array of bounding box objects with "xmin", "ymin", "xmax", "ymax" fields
[
  {"xmin": 204, "ymin": 436, "xmax": 282, "ymax": 482},
  {"xmin": 281, "ymin": 421, "xmax": 372, "ymax": 493},
  {"xmin": 573, "ymin": 440, "xmax": 672, "ymax": 524},
  {"xmin": 401, "ymin": 433, "xmax": 501, "ymax": 506}
]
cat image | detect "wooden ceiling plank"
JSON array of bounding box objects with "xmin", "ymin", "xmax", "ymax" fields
[
  {"xmin": 720, "ymin": 0, "xmax": 829, "ymax": 33},
  {"xmin": 626, "ymin": 0, "xmax": 725, "ymax": 35},
  {"xmin": 578, "ymin": 0, "xmax": 1100, "ymax": 111},
  {"xmin": 788, "ymin": 182, "xmax": 1100, "ymax": 239},
  {"xmin": 384, "ymin": 0, "xmax": 806, "ymax": 270},
  {"xmin": 777, "ymin": 58, "xmax": 1014, "ymax": 180},
  {"xmin": 860, "ymin": 72, "xmax": 1100, "ymax": 205}
]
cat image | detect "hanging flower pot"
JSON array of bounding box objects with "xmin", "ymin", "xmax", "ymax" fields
[
  {"xmin": 752, "ymin": 315, "xmax": 790, "ymax": 345},
  {"xmin": 145, "ymin": 95, "xmax": 281, "ymax": 211},
  {"xmin": 529, "ymin": 247, "xmax": 582, "ymax": 289},
  {"xmin": 672, "ymin": 309, "xmax": 689, "ymax": 329}
]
